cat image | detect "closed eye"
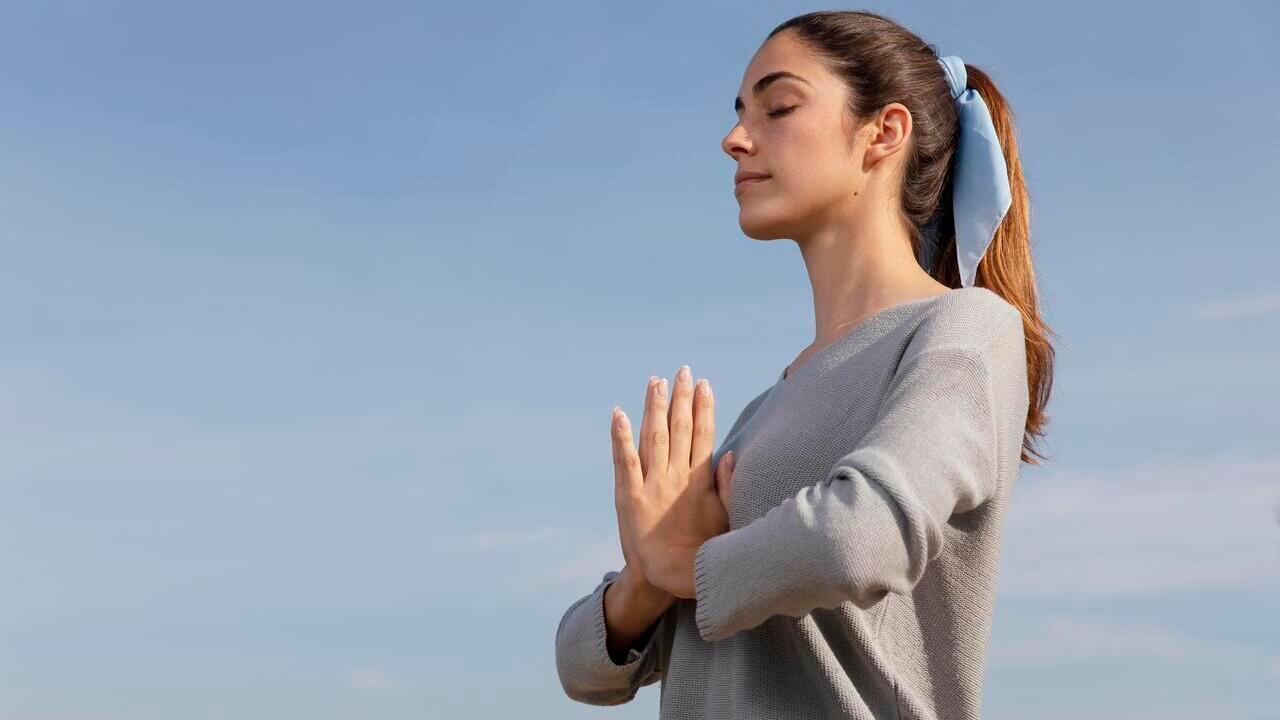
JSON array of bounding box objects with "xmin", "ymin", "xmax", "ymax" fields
[{"xmin": 768, "ymin": 106, "xmax": 797, "ymax": 118}]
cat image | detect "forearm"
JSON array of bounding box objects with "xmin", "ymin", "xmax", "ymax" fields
[{"xmin": 604, "ymin": 564, "xmax": 674, "ymax": 663}]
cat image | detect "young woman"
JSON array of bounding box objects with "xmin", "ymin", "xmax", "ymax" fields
[{"xmin": 556, "ymin": 10, "xmax": 1055, "ymax": 719}]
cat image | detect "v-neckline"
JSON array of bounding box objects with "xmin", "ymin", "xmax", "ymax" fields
[{"xmin": 776, "ymin": 289, "xmax": 961, "ymax": 386}]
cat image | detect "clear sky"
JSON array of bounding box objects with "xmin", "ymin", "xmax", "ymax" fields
[{"xmin": 2, "ymin": 0, "xmax": 1278, "ymax": 718}]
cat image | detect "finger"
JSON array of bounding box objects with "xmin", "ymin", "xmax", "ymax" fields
[
  {"xmin": 668, "ymin": 364, "xmax": 695, "ymax": 477},
  {"xmin": 648, "ymin": 375, "xmax": 670, "ymax": 480},
  {"xmin": 612, "ymin": 406, "xmax": 643, "ymax": 498},
  {"xmin": 690, "ymin": 377, "xmax": 716, "ymax": 488},
  {"xmin": 638, "ymin": 375, "xmax": 658, "ymax": 477},
  {"xmin": 612, "ymin": 406, "xmax": 626, "ymax": 507}
]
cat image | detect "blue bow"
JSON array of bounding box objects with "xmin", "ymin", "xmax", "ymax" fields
[{"xmin": 936, "ymin": 55, "xmax": 1011, "ymax": 288}]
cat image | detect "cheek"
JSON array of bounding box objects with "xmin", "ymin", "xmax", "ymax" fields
[
  {"xmin": 775, "ymin": 131, "xmax": 854, "ymax": 197},
  {"xmin": 772, "ymin": 158, "xmax": 851, "ymax": 214},
  {"xmin": 807, "ymin": 141, "xmax": 858, "ymax": 193}
]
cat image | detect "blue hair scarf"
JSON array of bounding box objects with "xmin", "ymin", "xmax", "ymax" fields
[{"xmin": 936, "ymin": 55, "xmax": 1012, "ymax": 288}]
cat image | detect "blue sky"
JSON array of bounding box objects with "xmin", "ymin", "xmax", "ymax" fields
[{"xmin": 1, "ymin": 0, "xmax": 1277, "ymax": 717}]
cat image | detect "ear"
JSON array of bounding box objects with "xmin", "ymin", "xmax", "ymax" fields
[{"xmin": 861, "ymin": 102, "xmax": 912, "ymax": 171}]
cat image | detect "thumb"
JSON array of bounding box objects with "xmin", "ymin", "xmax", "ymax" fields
[{"xmin": 715, "ymin": 450, "xmax": 735, "ymax": 506}]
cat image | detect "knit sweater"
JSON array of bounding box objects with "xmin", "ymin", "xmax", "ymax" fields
[{"xmin": 554, "ymin": 286, "xmax": 1031, "ymax": 720}]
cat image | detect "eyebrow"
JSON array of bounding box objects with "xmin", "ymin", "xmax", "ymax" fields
[{"xmin": 735, "ymin": 71, "xmax": 812, "ymax": 114}]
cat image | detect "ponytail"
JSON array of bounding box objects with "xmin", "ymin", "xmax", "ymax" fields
[{"xmin": 936, "ymin": 63, "xmax": 1056, "ymax": 465}]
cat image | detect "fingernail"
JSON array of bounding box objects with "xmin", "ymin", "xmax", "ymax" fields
[
  {"xmin": 727, "ymin": 450, "xmax": 735, "ymax": 467},
  {"xmin": 659, "ymin": 378, "xmax": 667, "ymax": 399},
  {"xmin": 679, "ymin": 365, "xmax": 691, "ymax": 382},
  {"xmin": 697, "ymin": 379, "xmax": 710, "ymax": 397}
]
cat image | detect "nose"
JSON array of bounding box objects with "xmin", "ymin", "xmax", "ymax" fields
[{"xmin": 722, "ymin": 123, "xmax": 752, "ymax": 159}]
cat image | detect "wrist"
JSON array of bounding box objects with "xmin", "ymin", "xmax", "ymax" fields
[{"xmin": 619, "ymin": 564, "xmax": 675, "ymax": 611}]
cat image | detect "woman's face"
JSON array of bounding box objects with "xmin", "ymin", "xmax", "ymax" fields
[{"xmin": 722, "ymin": 31, "xmax": 881, "ymax": 240}]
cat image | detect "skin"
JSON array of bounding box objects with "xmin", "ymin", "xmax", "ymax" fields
[
  {"xmin": 724, "ymin": 29, "xmax": 951, "ymax": 377},
  {"xmin": 609, "ymin": 29, "xmax": 950, "ymax": 602},
  {"xmin": 611, "ymin": 367, "xmax": 734, "ymax": 600}
]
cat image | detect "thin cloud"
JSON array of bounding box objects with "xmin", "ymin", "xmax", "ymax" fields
[
  {"xmin": 1185, "ymin": 289, "xmax": 1280, "ymax": 321},
  {"xmin": 428, "ymin": 526, "xmax": 571, "ymax": 552},
  {"xmin": 1001, "ymin": 453, "xmax": 1280, "ymax": 598},
  {"xmin": 487, "ymin": 455, "xmax": 1280, "ymax": 601},
  {"xmin": 350, "ymin": 668, "xmax": 398, "ymax": 691},
  {"xmin": 1064, "ymin": 351, "xmax": 1280, "ymax": 391},
  {"xmin": 991, "ymin": 614, "xmax": 1280, "ymax": 680}
]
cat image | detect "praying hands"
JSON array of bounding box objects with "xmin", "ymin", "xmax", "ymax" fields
[{"xmin": 610, "ymin": 365, "xmax": 737, "ymax": 600}]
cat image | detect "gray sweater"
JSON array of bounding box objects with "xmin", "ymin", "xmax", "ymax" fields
[{"xmin": 554, "ymin": 286, "xmax": 1031, "ymax": 720}]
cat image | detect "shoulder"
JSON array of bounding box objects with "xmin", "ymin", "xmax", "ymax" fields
[
  {"xmin": 905, "ymin": 286, "xmax": 1024, "ymax": 358},
  {"xmin": 884, "ymin": 289, "xmax": 1029, "ymax": 418}
]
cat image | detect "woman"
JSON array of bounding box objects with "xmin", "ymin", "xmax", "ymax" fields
[{"xmin": 555, "ymin": 10, "xmax": 1055, "ymax": 720}]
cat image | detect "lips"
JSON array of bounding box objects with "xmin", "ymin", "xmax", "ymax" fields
[{"xmin": 734, "ymin": 173, "xmax": 771, "ymax": 191}]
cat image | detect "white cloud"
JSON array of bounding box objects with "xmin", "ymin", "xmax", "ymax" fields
[{"xmin": 1001, "ymin": 453, "xmax": 1280, "ymax": 598}]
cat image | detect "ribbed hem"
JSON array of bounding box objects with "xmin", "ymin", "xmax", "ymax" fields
[
  {"xmin": 693, "ymin": 536, "xmax": 721, "ymax": 641},
  {"xmin": 595, "ymin": 576, "xmax": 647, "ymax": 668}
]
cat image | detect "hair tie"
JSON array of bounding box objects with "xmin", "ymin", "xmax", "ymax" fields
[{"xmin": 936, "ymin": 55, "xmax": 1012, "ymax": 288}]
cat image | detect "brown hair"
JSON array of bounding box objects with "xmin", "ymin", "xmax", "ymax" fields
[{"xmin": 767, "ymin": 10, "xmax": 1056, "ymax": 465}]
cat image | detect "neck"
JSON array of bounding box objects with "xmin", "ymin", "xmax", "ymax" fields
[{"xmin": 793, "ymin": 208, "xmax": 945, "ymax": 345}]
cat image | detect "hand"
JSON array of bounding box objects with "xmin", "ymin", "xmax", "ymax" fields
[
  {"xmin": 612, "ymin": 365, "xmax": 728, "ymax": 599},
  {"xmin": 611, "ymin": 375, "xmax": 671, "ymax": 598}
]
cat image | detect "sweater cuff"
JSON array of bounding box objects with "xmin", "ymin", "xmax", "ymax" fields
[
  {"xmin": 594, "ymin": 575, "xmax": 656, "ymax": 668},
  {"xmin": 694, "ymin": 533, "xmax": 736, "ymax": 642}
]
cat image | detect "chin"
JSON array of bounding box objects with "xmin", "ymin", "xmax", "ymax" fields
[{"xmin": 738, "ymin": 203, "xmax": 798, "ymax": 241}]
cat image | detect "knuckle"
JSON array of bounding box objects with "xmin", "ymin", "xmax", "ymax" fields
[{"xmin": 672, "ymin": 417, "xmax": 693, "ymax": 435}]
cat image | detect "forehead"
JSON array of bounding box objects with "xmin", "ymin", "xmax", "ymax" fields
[{"xmin": 738, "ymin": 32, "xmax": 827, "ymax": 95}]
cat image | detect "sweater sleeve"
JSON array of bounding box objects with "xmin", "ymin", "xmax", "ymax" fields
[
  {"xmin": 692, "ymin": 335, "xmax": 1027, "ymax": 642},
  {"xmin": 554, "ymin": 569, "xmax": 669, "ymax": 705}
]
